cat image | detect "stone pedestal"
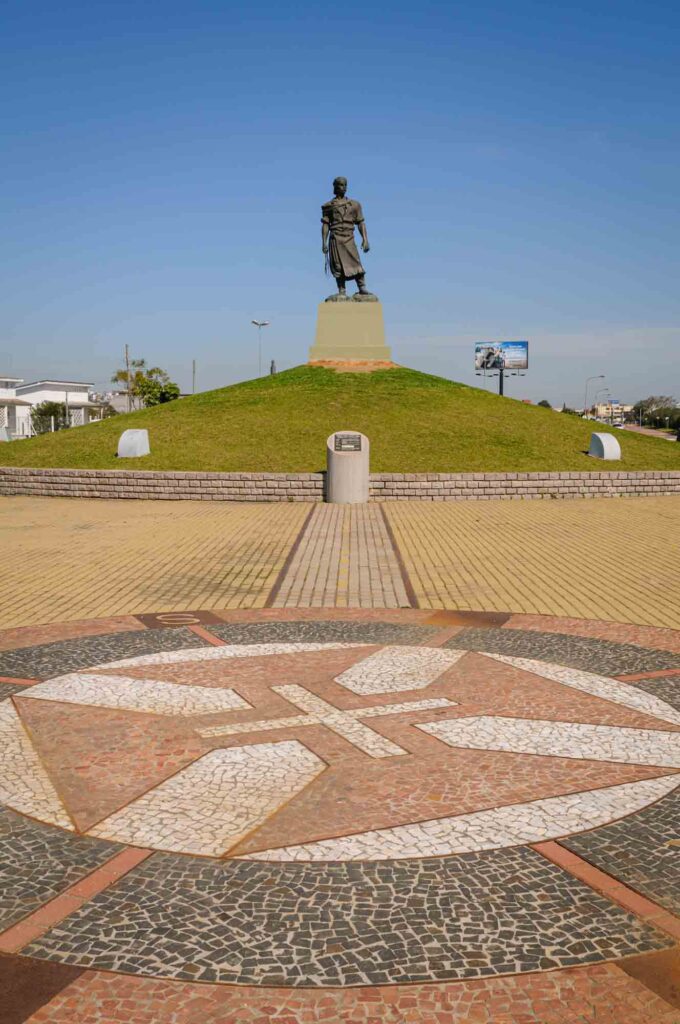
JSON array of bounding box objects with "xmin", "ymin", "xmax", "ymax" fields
[
  {"xmin": 326, "ymin": 431, "xmax": 370, "ymax": 504},
  {"xmin": 309, "ymin": 300, "xmax": 392, "ymax": 363}
]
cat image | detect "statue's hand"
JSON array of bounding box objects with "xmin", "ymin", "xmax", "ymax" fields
[
  {"xmin": 322, "ymin": 245, "xmax": 328, "ymax": 255},
  {"xmin": 362, "ymin": 241, "xmax": 370, "ymax": 253}
]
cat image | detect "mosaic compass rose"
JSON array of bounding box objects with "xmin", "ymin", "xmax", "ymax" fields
[{"xmin": 3, "ymin": 642, "xmax": 679, "ymax": 860}]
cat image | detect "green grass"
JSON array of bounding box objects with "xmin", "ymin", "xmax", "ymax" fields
[{"xmin": 3, "ymin": 366, "xmax": 679, "ymax": 473}]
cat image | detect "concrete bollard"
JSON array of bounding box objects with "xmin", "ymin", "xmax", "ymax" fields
[
  {"xmin": 588, "ymin": 432, "xmax": 621, "ymax": 461},
  {"xmin": 326, "ymin": 430, "xmax": 369, "ymax": 503}
]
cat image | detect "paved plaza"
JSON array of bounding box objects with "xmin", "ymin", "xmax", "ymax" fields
[
  {"xmin": 1, "ymin": 494, "xmax": 680, "ymax": 1022},
  {"xmin": 3, "ymin": 494, "xmax": 680, "ymax": 627}
]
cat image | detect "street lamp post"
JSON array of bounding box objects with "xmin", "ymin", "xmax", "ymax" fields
[
  {"xmin": 251, "ymin": 320, "xmax": 270, "ymax": 378},
  {"xmin": 583, "ymin": 375, "xmax": 605, "ymax": 418},
  {"xmin": 594, "ymin": 387, "xmax": 609, "ymax": 419}
]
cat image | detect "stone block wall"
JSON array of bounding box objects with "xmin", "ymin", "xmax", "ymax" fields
[
  {"xmin": 0, "ymin": 468, "xmax": 324, "ymax": 502},
  {"xmin": 1, "ymin": 466, "xmax": 679, "ymax": 502},
  {"xmin": 371, "ymin": 471, "xmax": 680, "ymax": 500}
]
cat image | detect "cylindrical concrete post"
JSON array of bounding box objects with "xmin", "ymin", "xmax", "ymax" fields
[{"xmin": 326, "ymin": 431, "xmax": 369, "ymax": 504}]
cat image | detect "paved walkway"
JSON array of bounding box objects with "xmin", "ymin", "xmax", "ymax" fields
[
  {"xmin": 388, "ymin": 496, "xmax": 680, "ymax": 627},
  {"xmin": 3, "ymin": 498, "xmax": 308, "ymax": 627},
  {"xmin": 3, "ymin": 494, "xmax": 680, "ymax": 627},
  {"xmin": 2, "ymin": 494, "xmax": 680, "ymax": 1022},
  {"xmin": 271, "ymin": 505, "xmax": 409, "ymax": 608}
]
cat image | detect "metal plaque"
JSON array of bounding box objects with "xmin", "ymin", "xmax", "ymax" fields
[{"xmin": 334, "ymin": 433, "xmax": 362, "ymax": 452}]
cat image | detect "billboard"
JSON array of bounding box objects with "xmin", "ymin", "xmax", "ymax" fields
[{"xmin": 475, "ymin": 340, "xmax": 528, "ymax": 372}]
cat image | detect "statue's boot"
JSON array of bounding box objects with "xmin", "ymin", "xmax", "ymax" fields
[{"xmin": 356, "ymin": 274, "xmax": 369, "ymax": 295}]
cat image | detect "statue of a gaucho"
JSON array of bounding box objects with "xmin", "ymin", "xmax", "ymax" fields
[{"xmin": 321, "ymin": 177, "xmax": 375, "ymax": 300}]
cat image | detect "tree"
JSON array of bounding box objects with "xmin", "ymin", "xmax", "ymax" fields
[
  {"xmin": 632, "ymin": 396, "xmax": 677, "ymax": 426},
  {"xmin": 135, "ymin": 368, "xmax": 181, "ymax": 407},
  {"xmin": 111, "ymin": 358, "xmax": 147, "ymax": 410},
  {"xmin": 537, "ymin": 399, "xmax": 552, "ymax": 408},
  {"xmin": 31, "ymin": 401, "xmax": 69, "ymax": 434},
  {"xmin": 111, "ymin": 358, "xmax": 180, "ymax": 409}
]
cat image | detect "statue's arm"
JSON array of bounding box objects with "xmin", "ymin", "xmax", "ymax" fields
[
  {"xmin": 359, "ymin": 219, "xmax": 370, "ymax": 253},
  {"xmin": 322, "ymin": 221, "xmax": 329, "ymax": 254}
]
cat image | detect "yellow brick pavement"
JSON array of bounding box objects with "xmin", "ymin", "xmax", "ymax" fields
[
  {"xmin": 3, "ymin": 495, "xmax": 679, "ymax": 628},
  {"xmin": 3, "ymin": 497, "xmax": 308, "ymax": 627},
  {"xmin": 385, "ymin": 496, "xmax": 680, "ymax": 628}
]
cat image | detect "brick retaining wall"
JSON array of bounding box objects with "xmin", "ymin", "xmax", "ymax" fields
[
  {"xmin": 1, "ymin": 466, "xmax": 679, "ymax": 502},
  {"xmin": 372, "ymin": 471, "xmax": 680, "ymax": 500}
]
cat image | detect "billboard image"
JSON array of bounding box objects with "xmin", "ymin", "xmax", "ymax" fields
[{"xmin": 475, "ymin": 340, "xmax": 529, "ymax": 371}]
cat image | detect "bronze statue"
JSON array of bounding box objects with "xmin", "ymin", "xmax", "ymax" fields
[{"xmin": 321, "ymin": 177, "xmax": 376, "ymax": 301}]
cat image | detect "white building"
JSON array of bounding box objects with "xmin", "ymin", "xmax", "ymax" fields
[
  {"xmin": 0, "ymin": 377, "xmax": 32, "ymax": 439},
  {"xmin": 13, "ymin": 379, "xmax": 103, "ymax": 437}
]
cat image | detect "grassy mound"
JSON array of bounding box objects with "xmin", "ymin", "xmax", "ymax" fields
[{"xmin": 2, "ymin": 366, "xmax": 678, "ymax": 473}]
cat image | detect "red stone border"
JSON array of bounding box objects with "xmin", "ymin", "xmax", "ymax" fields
[
  {"xmin": 0, "ymin": 848, "xmax": 153, "ymax": 954},
  {"xmin": 533, "ymin": 841, "xmax": 680, "ymax": 941},
  {"xmin": 1, "ymin": 465, "xmax": 679, "ymax": 502}
]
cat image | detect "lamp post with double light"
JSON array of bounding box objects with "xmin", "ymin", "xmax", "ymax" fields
[
  {"xmin": 251, "ymin": 320, "xmax": 270, "ymax": 378},
  {"xmin": 583, "ymin": 375, "xmax": 605, "ymax": 419},
  {"xmin": 594, "ymin": 387, "xmax": 609, "ymax": 419}
]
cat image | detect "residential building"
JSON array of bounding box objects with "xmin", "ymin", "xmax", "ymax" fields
[
  {"xmin": 0, "ymin": 376, "xmax": 32, "ymax": 439},
  {"xmin": 13, "ymin": 380, "xmax": 103, "ymax": 437}
]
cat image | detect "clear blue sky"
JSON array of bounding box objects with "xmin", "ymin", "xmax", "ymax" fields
[{"xmin": 2, "ymin": 0, "xmax": 679, "ymax": 407}]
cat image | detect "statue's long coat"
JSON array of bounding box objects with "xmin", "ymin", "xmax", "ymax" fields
[{"xmin": 322, "ymin": 197, "xmax": 365, "ymax": 280}]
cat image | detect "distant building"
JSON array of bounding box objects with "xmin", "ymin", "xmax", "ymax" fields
[
  {"xmin": 90, "ymin": 390, "xmax": 130, "ymax": 414},
  {"xmin": 13, "ymin": 379, "xmax": 104, "ymax": 437},
  {"xmin": 89, "ymin": 389, "xmax": 190, "ymax": 412},
  {"xmin": 0, "ymin": 376, "xmax": 31, "ymax": 438},
  {"xmin": 593, "ymin": 399, "xmax": 633, "ymax": 426}
]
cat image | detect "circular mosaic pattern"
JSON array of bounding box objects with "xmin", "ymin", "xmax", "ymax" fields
[
  {"xmin": 2, "ymin": 629, "xmax": 679, "ymax": 862},
  {"xmin": 1, "ymin": 611, "xmax": 679, "ymax": 988}
]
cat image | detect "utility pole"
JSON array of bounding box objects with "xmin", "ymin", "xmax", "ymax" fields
[
  {"xmin": 192, "ymin": 359, "xmax": 196, "ymax": 394},
  {"xmin": 125, "ymin": 344, "xmax": 131, "ymax": 413}
]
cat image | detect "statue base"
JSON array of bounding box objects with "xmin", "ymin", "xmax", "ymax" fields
[
  {"xmin": 308, "ymin": 298, "xmax": 392, "ymax": 363},
  {"xmin": 324, "ymin": 292, "xmax": 379, "ymax": 303}
]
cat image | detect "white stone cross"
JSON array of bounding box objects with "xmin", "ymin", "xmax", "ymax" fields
[{"xmin": 199, "ymin": 684, "xmax": 456, "ymax": 758}]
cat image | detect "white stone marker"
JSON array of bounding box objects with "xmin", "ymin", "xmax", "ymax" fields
[
  {"xmin": 588, "ymin": 432, "xmax": 621, "ymax": 460},
  {"xmin": 118, "ymin": 428, "xmax": 150, "ymax": 458},
  {"xmin": 326, "ymin": 430, "xmax": 369, "ymax": 504}
]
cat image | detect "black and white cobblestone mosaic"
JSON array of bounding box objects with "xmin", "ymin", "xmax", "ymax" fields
[
  {"xmin": 627, "ymin": 675, "xmax": 680, "ymax": 712},
  {"xmin": 24, "ymin": 847, "xmax": 671, "ymax": 986},
  {"xmin": 208, "ymin": 620, "xmax": 441, "ymax": 647},
  {"xmin": 0, "ymin": 681, "xmax": 30, "ymax": 701},
  {"xmin": 564, "ymin": 787, "xmax": 680, "ymax": 916},
  {"xmin": 0, "ymin": 807, "xmax": 121, "ymax": 930},
  {"xmin": 0, "ymin": 628, "xmax": 209, "ymax": 680},
  {"xmin": 446, "ymin": 628, "xmax": 680, "ymax": 677}
]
